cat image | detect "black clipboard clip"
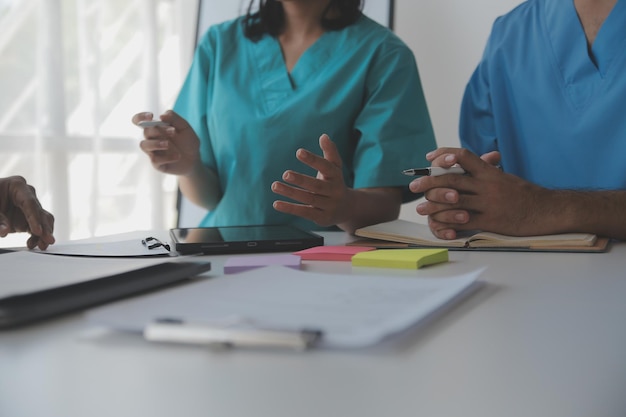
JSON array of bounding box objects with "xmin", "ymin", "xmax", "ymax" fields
[{"xmin": 142, "ymin": 237, "xmax": 171, "ymax": 252}]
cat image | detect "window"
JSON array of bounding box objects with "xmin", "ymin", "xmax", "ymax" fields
[{"xmin": 0, "ymin": 0, "xmax": 198, "ymax": 246}]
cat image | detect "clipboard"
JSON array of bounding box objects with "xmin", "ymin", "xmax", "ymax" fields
[
  {"xmin": 87, "ymin": 265, "xmax": 484, "ymax": 350},
  {"xmin": 0, "ymin": 254, "xmax": 211, "ymax": 329}
]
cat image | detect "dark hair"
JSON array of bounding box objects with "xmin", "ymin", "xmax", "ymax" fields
[{"xmin": 243, "ymin": 0, "xmax": 364, "ymax": 41}]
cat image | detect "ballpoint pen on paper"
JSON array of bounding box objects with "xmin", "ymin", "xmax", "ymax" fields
[
  {"xmin": 144, "ymin": 318, "xmax": 322, "ymax": 350},
  {"xmin": 402, "ymin": 166, "xmax": 466, "ymax": 177}
]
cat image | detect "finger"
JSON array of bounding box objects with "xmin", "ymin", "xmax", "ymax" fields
[
  {"xmin": 0, "ymin": 212, "xmax": 9, "ymax": 237},
  {"xmin": 39, "ymin": 211, "xmax": 55, "ymax": 246},
  {"xmin": 139, "ymin": 138, "xmax": 170, "ymax": 153},
  {"xmin": 424, "ymin": 187, "xmax": 459, "ymax": 204},
  {"xmin": 272, "ymin": 200, "xmax": 329, "ymax": 224},
  {"xmin": 427, "ymin": 217, "xmax": 459, "ymax": 240},
  {"xmin": 139, "ymin": 141, "xmax": 181, "ymax": 167},
  {"xmin": 159, "ymin": 110, "xmax": 193, "ymax": 133},
  {"xmin": 426, "ymin": 148, "xmax": 493, "ymax": 176},
  {"xmin": 425, "ymin": 147, "xmax": 460, "ymax": 163},
  {"xmin": 281, "ymin": 170, "xmax": 330, "ymax": 196},
  {"xmin": 271, "ymin": 181, "xmax": 330, "ymax": 210},
  {"xmin": 480, "ymin": 151, "xmax": 501, "ymax": 166},
  {"xmin": 295, "ymin": 148, "xmax": 339, "ymax": 178},
  {"xmin": 131, "ymin": 111, "xmax": 153, "ymax": 126},
  {"xmin": 12, "ymin": 184, "xmax": 46, "ymax": 236},
  {"xmin": 26, "ymin": 232, "xmax": 52, "ymax": 250},
  {"xmin": 415, "ymin": 201, "xmax": 469, "ymax": 218},
  {"xmin": 409, "ymin": 174, "xmax": 478, "ymax": 196},
  {"xmin": 318, "ymin": 134, "xmax": 342, "ymax": 168},
  {"xmin": 427, "ymin": 208, "xmax": 470, "ymax": 225}
]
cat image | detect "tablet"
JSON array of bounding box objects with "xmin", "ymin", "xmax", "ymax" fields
[{"xmin": 169, "ymin": 224, "xmax": 324, "ymax": 255}]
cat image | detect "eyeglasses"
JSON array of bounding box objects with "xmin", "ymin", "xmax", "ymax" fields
[{"xmin": 141, "ymin": 236, "xmax": 171, "ymax": 252}]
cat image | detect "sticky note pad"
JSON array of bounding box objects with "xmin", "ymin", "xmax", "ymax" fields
[
  {"xmin": 293, "ymin": 245, "xmax": 375, "ymax": 261},
  {"xmin": 224, "ymin": 254, "xmax": 302, "ymax": 274},
  {"xmin": 351, "ymin": 249, "xmax": 449, "ymax": 270}
]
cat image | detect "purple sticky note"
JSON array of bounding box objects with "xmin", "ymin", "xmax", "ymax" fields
[{"xmin": 223, "ymin": 254, "xmax": 302, "ymax": 274}]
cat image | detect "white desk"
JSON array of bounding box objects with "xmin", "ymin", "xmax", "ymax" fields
[{"xmin": 1, "ymin": 232, "xmax": 626, "ymax": 417}]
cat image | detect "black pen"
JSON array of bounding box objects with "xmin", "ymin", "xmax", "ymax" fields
[{"xmin": 402, "ymin": 166, "xmax": 466, "ymax": 177}]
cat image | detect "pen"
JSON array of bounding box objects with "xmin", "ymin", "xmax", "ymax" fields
[
  {"xmin": 402, "ymin": 166, "xmax": 466, "ymax": 177},
  {"xmin": 144, "ymin": 319, "xmax": 323, "ymax": 350}
]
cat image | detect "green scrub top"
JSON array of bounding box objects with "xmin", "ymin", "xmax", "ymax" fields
[{"xmin": 175, "ymin": 14, "xmax": 436, "ymax": 230}]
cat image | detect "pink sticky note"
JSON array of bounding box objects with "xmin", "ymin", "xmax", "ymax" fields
[
  {"xmin": 224, "ymin": 254, "xmax": 302, "ymax": 274},
  {"xmin": 293, "ymin": 245, "xmax": 375, "ymax": 262}
]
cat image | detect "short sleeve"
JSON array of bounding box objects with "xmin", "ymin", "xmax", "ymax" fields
[
  {"xmin": 173, "ymin": 29, "xmax": 217, "ymax": 170},
  {"xmin": 459, "ymin": 20, "xmax": 499, "ymax": 156},
  {"xmin": 352, "ymin": 38, "xmax": 436, "ymax": 203}
]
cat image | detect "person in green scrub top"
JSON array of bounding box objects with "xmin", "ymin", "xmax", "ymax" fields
[
  {"xmin": 133, "ymin": 0, "xmax": 436, "ymax": 234},
  {"xmin": 0, "ymin": 176, "xmax": 55, "ymax": 249}
]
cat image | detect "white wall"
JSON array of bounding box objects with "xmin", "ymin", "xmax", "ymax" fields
[
  {"xmin": 394, "ymin": 0, "xmax": 521, "ymax": 149},
  {"xmin": 395, "ymin": 0, "xmax": 521, "ymax": 222}
]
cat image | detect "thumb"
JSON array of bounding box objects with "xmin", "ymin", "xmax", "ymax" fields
[
  {"xmin": 159, "ymin": 110, "xmax": 193, "ymax": 132},
  {"xmin": 319, "ymin": 134, "xmax": 342, "ymax": 168},
  {"xmin": 480, "ymin": 151, "xmax": 501, "ymax": 167},
  {"xmin": 0, "ymin": 212, "xmax": 10, "ymax": 237}
]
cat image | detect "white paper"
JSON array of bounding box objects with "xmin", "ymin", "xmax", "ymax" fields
[
  {"xmin": 0, "ymin": 251, "xmax": 170, "ymax": 298},
  {"xmin": 87, "ymin": 266, "xmax": 484, "ymax": 348},
  {"xmin": 35, "ymin": 239, "xmax": 171, "ymax": 257}
]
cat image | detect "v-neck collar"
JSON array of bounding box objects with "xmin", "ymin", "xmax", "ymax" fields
[
  {"xmin": 251, "ymin": 30, "xmax": 333, "ymax": 113},
  {"xmin": 590, "ymin": 0, "xmax": 626, "ymax": 76},
  {"xmin": 543, "ymin": 0, "xmax": 626, "ymax": 108},
  {"xmin": 544, "ymin": 0, "xmax": 626, "ymax": 79}
]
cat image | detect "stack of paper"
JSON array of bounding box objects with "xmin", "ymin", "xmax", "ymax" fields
[{"xmin": 87, "ymin": 266, "xmax": 484, "ymax": 349}]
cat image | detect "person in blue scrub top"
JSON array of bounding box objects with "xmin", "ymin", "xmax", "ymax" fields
[
  {"xmin": 132, "ymin": 0, "xmax": 436, "ymax": 234},
  {"xmin": 410, "ymin": 0, "xmax": 626, "ymax": 241},
  {"xmin": 0, "ymin": 176, "xmax": 55, "ymax": 249}
]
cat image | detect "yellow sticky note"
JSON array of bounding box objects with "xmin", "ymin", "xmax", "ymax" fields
[{"xmin": 351, "ymin": 249, "xmax": 449, "ymax": 269}]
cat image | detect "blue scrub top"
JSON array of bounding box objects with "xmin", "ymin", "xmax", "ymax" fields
[
  {"xmin": 174, "ymin": 15, "xmax": 436, "ymax": 229},
  {"xmin": 460, "ymin": 0, "xmax": 626, "ymax": 190}
]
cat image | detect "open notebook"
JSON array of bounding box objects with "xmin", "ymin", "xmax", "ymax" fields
[{"xmin": 354, "ymin": 219, "xmax": 610, "ymax": 253}]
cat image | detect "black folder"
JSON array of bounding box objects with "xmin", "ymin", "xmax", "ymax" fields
[{"xmin": 0, "ymin": 259, "xmax": 211, "ymax": 329}]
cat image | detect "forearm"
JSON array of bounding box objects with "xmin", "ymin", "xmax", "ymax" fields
[
  {"xmin": 541, "ymin": 190, "xmax": 626, "ymax": 240},
  {"xmin": 337, "ymin": 187, "xmax": 402, "ymax": 235},
  {"xmin": 178, "ymin": 162, "xmax": 221, "ymax": 211}
]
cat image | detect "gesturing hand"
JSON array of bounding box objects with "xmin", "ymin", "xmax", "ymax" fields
[{"xmin": 272, "ymin": 134, "xmax": 350, "ymax": 227}]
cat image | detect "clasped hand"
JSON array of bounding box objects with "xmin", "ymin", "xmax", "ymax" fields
[{"xmin": 409, "ymin": 147, "xmax": 549, "ymax": 239}]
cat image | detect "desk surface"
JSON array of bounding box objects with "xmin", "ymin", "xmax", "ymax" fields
[{"xmin": 1, "ymin": 232, "xmax": 626, "ymax": 417}]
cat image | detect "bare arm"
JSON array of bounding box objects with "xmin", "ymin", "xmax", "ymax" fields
[
  {"xmin": 409, "ymin": 147, "xmax": 626, "ymax": 240},
  {"xmin": 178, "ymin": 161, "xmax": 221, "ymax": 210}
]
